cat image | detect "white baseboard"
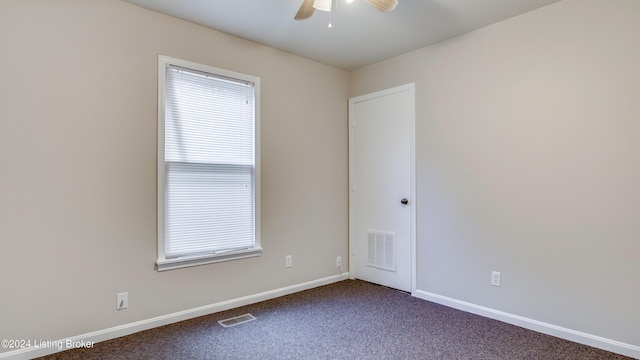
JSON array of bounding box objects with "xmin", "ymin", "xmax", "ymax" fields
[
  {"xmin": 0, "ymin": 272, "xmax": 350, "ymax": 360},
  {"xmin": 413, "ymin": 289, "xmax": 640, "ymax": 359}
]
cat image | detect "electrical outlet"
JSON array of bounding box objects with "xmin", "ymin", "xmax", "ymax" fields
[
  {"xmin": 116, "ymin": 292, "xmax": 128, "ymax": 310},
  {"xmin": 285, "ymin": 255, "xmax": 292, "ymax": 268},
  {"xmin": 336, "ymin": 256, "xmax": 342, "ymax": 268},
  {"xmin": 491, "ymin": 271, "xmax": 501, "ymax": 287}
]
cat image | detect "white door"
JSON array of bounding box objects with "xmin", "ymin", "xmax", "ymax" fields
[{"xmin": 349, "ymin": 84, "xmax": 415, "ymax": 293}]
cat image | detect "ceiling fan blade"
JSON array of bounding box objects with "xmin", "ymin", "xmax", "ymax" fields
[
  {"xmin": 294, "ymin": 0, "xmax": 315, "ymax": 20},
  {"xmin": 364, "ymin": 0, "xmax": 398, "ymax": 12}
]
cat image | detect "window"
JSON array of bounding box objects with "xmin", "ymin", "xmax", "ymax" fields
[{"xmin": 157, "ymin": 56, "xmax": 261, "ymax": 271}]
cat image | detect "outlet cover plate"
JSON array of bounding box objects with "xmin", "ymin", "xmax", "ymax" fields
[{"xmin": 491, "ymin": 271, "xmax": 501, "ymax": 287}]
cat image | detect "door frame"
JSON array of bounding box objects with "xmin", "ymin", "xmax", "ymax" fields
[{"xmin": 348, "ymin": 83, "xmax": 416, "ymax": 294}]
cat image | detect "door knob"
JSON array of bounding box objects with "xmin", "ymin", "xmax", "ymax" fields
[{"xmin": 401, "ymin": 198, "xmax": 409, "ymax": 205}]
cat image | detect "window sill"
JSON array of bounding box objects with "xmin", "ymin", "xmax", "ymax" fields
[{"xmin": 156, "ymin": 247, "xmax": 262, "ymax": 272}]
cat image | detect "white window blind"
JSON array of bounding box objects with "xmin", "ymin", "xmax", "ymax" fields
[{"xmin": 157, "ymin": 57, "xmax": 261, "ymax": 271}]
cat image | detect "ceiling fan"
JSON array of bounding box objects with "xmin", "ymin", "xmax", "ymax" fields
[{"xmin": 295, "ymin": 0, "xmax": 399, "ymax": 20}]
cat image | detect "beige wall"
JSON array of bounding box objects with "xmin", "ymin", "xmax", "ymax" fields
[
  {"xmin": 0, "ymin": 0, "xmax": 348, "ymax": 348},
  {"xmin": 351, "ymin": 0, "xmax": 640, "ymax": 347}
]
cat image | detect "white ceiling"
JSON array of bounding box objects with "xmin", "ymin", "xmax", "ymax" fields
[{"xmin": 123, "ymin": 0, "xmax": 562, "ymax": 71}]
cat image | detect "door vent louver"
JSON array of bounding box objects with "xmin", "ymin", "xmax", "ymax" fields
[
  {"xmin": 218, "ymin": 313, "xmax": 256, "ymax": 328},
  {"xmin": 367, "ymin": 231, "xmax": 396, "ymax": 272}
]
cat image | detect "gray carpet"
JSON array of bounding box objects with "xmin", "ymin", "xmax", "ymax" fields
[{"xmin": 37, "ymin": 280, "xmax": 633, "ymax": 359}]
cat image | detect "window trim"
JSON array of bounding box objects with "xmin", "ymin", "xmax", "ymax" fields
[{"xmin": 156, "ymin": 55, "xmax": 261, "ymax": 271}]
